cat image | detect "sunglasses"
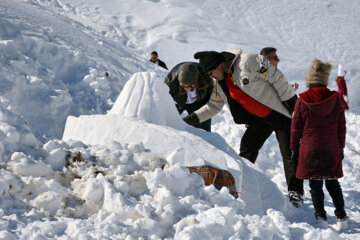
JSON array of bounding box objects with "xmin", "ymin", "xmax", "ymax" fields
[{"xmin": 268, "ymin": 56, "xmax": 280, "ymax": 61}]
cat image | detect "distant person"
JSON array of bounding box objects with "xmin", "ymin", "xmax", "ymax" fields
[
  {"xmin": 291, "ymin": 59, "xmax": 348, "ymax": 230},
  {"xmin": 260, "ymin": 47, "xmax": 299, "ymax": 92},
  {"xmin": 150, "ymin": 51, "xmax": 168, "ymax": 70},
  {"xmin": 185, "ymin": 48, "xmax": 304, "ymax": 207},
  {"xmin": 336, "ymin": 64, "xmax": 349, "ymax": 110},
  {"xmin": 165, "ymin": 62, "xmax": 213, "ymax": 131}
]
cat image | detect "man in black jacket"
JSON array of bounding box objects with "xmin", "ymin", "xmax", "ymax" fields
[
  {"xmin": 150, "ymin": 51, "xmax": 168, "ymax": 70},
  {"xmin": 165, "ymin": 62, "xmax": 213, "ymax": 131}
]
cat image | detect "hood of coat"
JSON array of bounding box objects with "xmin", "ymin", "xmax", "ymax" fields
[
  {"xmin": 221, "ymin": 48, "xmax": 242, "ymax": 71},
  {"xmin": 299, "ymin": 86, "xmax": 340, "ymax": 116}
]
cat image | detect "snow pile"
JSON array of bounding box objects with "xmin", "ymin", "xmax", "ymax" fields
[
  {"xmin": 63, "ymin": 71, "xmax": 288, "ymax": 216},
  {"xmin": 0, "ymin": 99, "xmax": 41, "ymax": 159},
  {"xmin": 0, "ymin": 136, "xmax": 285, "ymax": 239},
  {"xmin": 109, "ymin": 71, "xmax": 183, "ymax": 129}
]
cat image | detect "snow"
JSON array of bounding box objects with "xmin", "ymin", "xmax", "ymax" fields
[{"xmin": 1, "ymin": 0, "xmax": 360, "ymax": 239}]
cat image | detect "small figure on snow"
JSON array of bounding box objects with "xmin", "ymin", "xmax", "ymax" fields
[
  {"xmin": 291, "ymin": 59, "xmax": 348, "ymax": 230},
  {"xmin": 165, "ymin": 62, "xmax": 213, "ymax": 132},
  {"xmin": 336, "ymin": 64, "xmax": 349, "ymax": 110},
  {"xmin": 150, "ymin": 51, "xmax": 168, "ymax": 70}
]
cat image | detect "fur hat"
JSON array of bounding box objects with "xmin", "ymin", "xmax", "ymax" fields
[
  {"xmin": 194, "ymin": 51, "xmax": 225, "ymax": 73},
  {"xmin": 306, "ymin": 59, "xmax": 332, "ymax": 87},
  {"xmin": 178, "ymin": 63, "xmax": 199, "ymax": 85}
]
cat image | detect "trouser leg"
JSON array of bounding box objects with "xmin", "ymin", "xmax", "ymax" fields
[
  {"xmin": 275, "ymin": 128, "xmax": 304, "ymax": 193},
  {"xmin": 310, "ymin": 180, "xmax": 326, "ymax": 217},
  {"xmin": 239, "ymin": 123, "xmax": 273, "ymax": 163},
  {"xmin": 325, "ymin": 180, "xmax": 346, "ymax": 218}
]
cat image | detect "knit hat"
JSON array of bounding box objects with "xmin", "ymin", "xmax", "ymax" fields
[
  {"xmin": 194, "ymin": 51, "xmax": 225, "ymax": 73},
  {"xmin": 306, "ymin": 59, "xmax": 332, "ymax": 87},
  {"xmin": 178, "ymin": 63, "xmax": 199, "ymax": 85}
]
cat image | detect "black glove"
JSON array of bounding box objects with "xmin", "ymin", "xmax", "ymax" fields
[
  {"xmin": 291, "ymin": 149, "xmax": 299, "ymax": 162},
  {"xmin": 183, "ymin": 113, "xmax": 200, "ymax": 126},
  {"xmin": 340, "ymin": 149, "xmax": 344, "ymax": 160},
  {"xmin": 282, "ymin": 95, "xmax": 298, "ymax": 115}
]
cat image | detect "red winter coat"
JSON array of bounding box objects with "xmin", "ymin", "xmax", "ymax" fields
[{"xmin": 291, "ymin": 86, "xmax": 346, "ymax": 179}]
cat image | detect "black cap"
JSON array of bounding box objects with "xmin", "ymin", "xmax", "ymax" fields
[{"xmin": 194, "ymin": 51, "xmax": 225, "ymax": 73}]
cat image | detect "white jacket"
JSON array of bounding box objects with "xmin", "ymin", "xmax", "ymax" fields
[{"xmin": 194, "ymin": 48, "xmax": 295, "ymax": 123}]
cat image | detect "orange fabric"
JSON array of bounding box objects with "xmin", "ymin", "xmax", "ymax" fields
[{"xmin": 225, "ymin": 74, "xmax": 272, "ymax": 118}]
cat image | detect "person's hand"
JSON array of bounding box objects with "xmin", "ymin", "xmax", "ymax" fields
[
  {"xmin": 282, "ymin": 95, "xmax": 298, "ymax": 115},
  {"xmin": 291, "ymin": 82, "xmax": 299, "ymax": 91},
  {"xmin": 183, "ymin": 113, "xmax": 200, "ymax": 126}
]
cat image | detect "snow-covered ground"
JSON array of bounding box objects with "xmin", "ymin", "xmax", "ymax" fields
[{"xmin": 1, "ymin": 0, "xmax": 360, "ymax": 239}]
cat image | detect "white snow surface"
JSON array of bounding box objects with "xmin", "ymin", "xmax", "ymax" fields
[{"xmin": 1, "ymin": 0, "xmax": 360, "ymax": 239}]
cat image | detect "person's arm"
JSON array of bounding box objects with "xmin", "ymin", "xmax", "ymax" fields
[
  {"xmin": 184, "ymin": 80, "xmax": 226, "ymax": 125},
  {"xmin": 261, "ymin": 57, "xmax": 298, "ymax": 114},
  {"xmin": 240, "ymin": 54, "xmax": 296, "ymax": 107},
  {"xmin": 290, "ymin": 99, "xmax": 304, "ymax": 151},
  {"xmin": 337, "ymin": 77, "xmax": 349, "ymax": 104},
  {"xmin": 265, "ymin": 63, "xmax": 296, "ymax": 102},
  {"xmin": 164, "ymin": 71, "xmax": 178, "ymax": 98}
]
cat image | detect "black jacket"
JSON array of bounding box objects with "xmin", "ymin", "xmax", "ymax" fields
[
  {"xmin": 165, "ymin": 62, "xmax": 213, "ymax": 112},
  {"xmin": 158, "ymin": 59, "xmax": 168, "ymax": 70},
  {"xmin": 150, "ymin": 59, "xmax": 168, "ymax": 70}
]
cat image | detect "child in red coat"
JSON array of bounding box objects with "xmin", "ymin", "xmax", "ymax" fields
[{"xmin": 291, "ymin": 59, "xmax": 348, "ymax": 230}]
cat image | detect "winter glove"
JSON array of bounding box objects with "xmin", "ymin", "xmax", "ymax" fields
[
  {"xmin": 183, "ymin": 113, "xmax": 200, "ymax": 126},
  {"xmin": 291, "ymin": 149, "xmax": 299, "ymax": 162},
  {"xmin": 282, "ymin": 95, "xmax": 298, "ymax": 115},
  {"xmin": 340, "ymin": 149, "xmax": 344, "ymax": 160}
]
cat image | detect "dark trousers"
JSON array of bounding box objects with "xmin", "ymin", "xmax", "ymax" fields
[
  {"xmin": 239, "ymin": 115, "xmax": 303, "ymax": 193},
  {"xmin": 309, "ymin": 180, "xmax": 346, "ymax": 218},
  {"xmin": 180, "ymin": 101, "xmax": 211, "ymax": 132}
]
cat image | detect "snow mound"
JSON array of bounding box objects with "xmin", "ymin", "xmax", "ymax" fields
[
  {"xmin": 109, "ymin": 71, "xmax": 183, "ymax": 130},
  {"xmin": 63, "ymin": 71, "xmax": 286, "ymax": 215}
]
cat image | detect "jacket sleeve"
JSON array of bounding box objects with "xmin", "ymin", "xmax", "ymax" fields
[
  {"xmin": 290, "ymin": 99, "xmax": 304, "ymax": 150},
  {"xmin": 193, "ymin": 79, "xmax": 226, "ymax": 123},
  {"xmin": 337, "ymin": 106, "xmax": 346, "ymax": 149},
  {"xmin": 264, "ymin": 60, "xmax": 296, "ymax": 102},
  {"xmin": 165, "ymin": 68, "xmax": 181, "ymax": 98},
  {"xmin": 164, "ymin": 70, "xmax": 183, "ymax": 111},
  {"xmin": 337, "ymin": 77, "xmax": 348, "ymax": 95}
]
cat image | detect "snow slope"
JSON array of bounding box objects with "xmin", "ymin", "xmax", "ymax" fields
[{"xmin": 1, "ymin": 0, "xmax": 360, "ymax": 239}]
